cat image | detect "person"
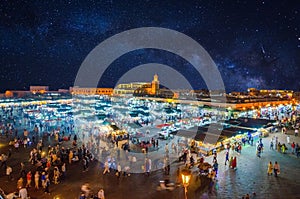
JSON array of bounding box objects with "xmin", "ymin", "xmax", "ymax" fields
[
  {"xmin": 145, "ymin": 158, "xmax": 151, "ymax": 176},
  {"xmin": 14, "ymin": 141, "xmax": 19, "ymax": 152},
  {"xmin": 256, "ymin": 141, "xmax": 260, "ymax": 149},
  {"xmin": 257, "ymin": 145, "xmax": 262, "ymax": 158},
  {"xmin": 281, "ymin": 144, "xmax": 286, "ymax": 154},
  {"xmin": 98, "ymin": 189, "xmax": 105, "ymax": 199},
  {"xmin": 275, "ymin": 137, "xmax": 278, "ymax": 150},
  {"xmin": 0, "ymin": 154, "xmax": 7, "ymax": 169},
  {"xmin": 81, "ymin": 183, "xmax": 91, "ymax": 198},
  {"xmin": 209, "ymin": 169, "xmax": 216, "ymax": 180},
  {"xmin": 132, "ymin": 155, "xmax": 136, "ymax": 166},
  {"xmin": 163, "ymin": 157, "xmax": 168, "ymax": 175},
  {"xmin": 267, "ymin": 161, "xmax": 273, "ymax": 176},
  {"xmin": 103, "ymin": 160, "xmax": 110, "ymax": 175},
  {"xmin": 82, "ymin": 158, "xmax": 87, "ymax": 172},
  {"xmin": 244, "ymin": 193, "xmax": 250, "ymax": 199},
  {"xmin": 273, "ymin": 161, "xmax": 280, "ymax": 177},
  {"xmin": 26, "ymin": 171, "xmax": 32, "ymax": 188},
  {"xmin": 242, "ymin": 137, "xmax": 246, "ymax": 146},
  {"xmin": 79, "ymin": 193, "xmax": 86, "ymax": 199},
  {"xmin": 277, "ymin": 142, "xmax": 281, "ymax": 152},
  {"xmin": 212, "ymin": 153, "xmax": 217, "ymax": 163},
  {"xmin": 41, "ymin": 172, "xmax": 46, "ymax": 188},
  {"xmin": 53, "ymin": 166, "xmax": 60, "ymax": 184},
  {"xmin": 17, "ymin": 178, "xmax": 23, "ymax": 189},
  {"xmin": 213, "ymin": 161, "xmax": 219, "ymax": 175},
  {"xmin": 287, "ymin": 135, "xmax": 290, "ymax": 144},
  {"xmin": 34, "ymin": 171, "xmax": 39, "ymax": 189},
  {"xmin": 18, "ymin": 187, "xmax": 28, "ymax": 199},
  {"xmin": 61, "ymin": 163, "xmax": 66, "ymax": 180},
  {"xmin": 231, "ymin": 157, "xmax": 237, "ymax": 170},
  {"xmin": 69, "ymin": 150, "xmax": 73, "ymax": 164},
  {"xmin": 190, "ymin": 155, "xmax": 195, "ymax": 167},
  {"xmin": 282, "ymin": 127, "xmax": 286, "ymax": 134},
  {"xmin": 44, "ymin": 176, "xmax": 50, "ymax": 194},
  {"xmin": 225, "ymin": 151, "xmax": 229, "ymax": 165},
  {"xmin": 296, "ymin": 143, "xmax": 300, "ymax": 158},
  {"xmin": 6, "ymin": 165, "xmax": 12, "ymax": 181},
  {"xmin": 291, "ymin": 142, "xmax": 295, "ymax": 154},
  {"xmin": 172, "ymin": 142, "xmax": 176, "ymax": 153},
  {"xmin": 270, "ymin": 140, "xmax": 274, "ymax": 150},
  {"xmin": 123, "ymin": 165, "xmax": 130, "ymax": 177},
  {"xmin": 72, "ymin": 155, "xmax": 79, "ymax": 162},
  {"xmin": 165, "ymin": 143, "xmax": 169, "ymax": 154},
  {"xmin": 116, "ymin": 163, "xmax": 121, "ymax": 178},
  {"xmin": 237, "ymin": 144, "xmax": 242, "ymax": 154},
  {"xmin": 260, "ymin": 141, "xmax": 264, "ymax": 153},
  {"xmin": 74, "ymin": 134, "xmax": 77, "ymax": 142},
  {"xmin": 231, "ymin": 144, "xmax": 235, "ymax": 152}
]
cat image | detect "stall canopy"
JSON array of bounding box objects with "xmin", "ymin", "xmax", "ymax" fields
[
  {"xmin": 174, "ymin": 122, "xmax": 255, "ymax": 143},
  {"xmin": 128, "ymin": 110, "xmax": 149, "ymax": 117},
  {"xmin": 96, "ymin": 113, "xmax": 107, "ymax": 120},
  {"xmin": 175, "ymin": 128, "xmax": 225, "ymax": 143},
  {"xmin": 110, "ymin": 124, "xmax": 119, "ymax": 131},
  {"xmin": 156, "ymin": 123, "xmax": 171, "ymax": 128},
  {"xmin": 225, "ymin": 117, "xmax": 276, "ymax": 129},
  {"xmin": 164, "ymin": 107, "xmax": 181, "ymax": 114},
  {"xmin": 127, "ymin": 122, "xmax": 142, "ymax": 129},
  {"xmin": 102, "ymin": 120, "xmax": 110, "ymax": 125}
]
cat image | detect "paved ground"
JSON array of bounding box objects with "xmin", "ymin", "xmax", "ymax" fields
[
  {"xmin": 1, "ymin": 129, "xmax": 300, "ymax": 199},
  {"xmin": 0, "ymin": 133, "xmax": 191, "ymax": 199},
  {"xmin": 201, "ymin": 130, "xmax": 300, "ymax": 199}
]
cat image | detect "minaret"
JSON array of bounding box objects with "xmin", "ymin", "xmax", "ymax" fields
[{"xmin": 151, "ymin": 74, "xmax": 159, "ymax": 95}]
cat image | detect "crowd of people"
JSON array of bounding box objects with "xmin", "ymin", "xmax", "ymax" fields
[
  {"xmin": 269, "ymin": 133, "xmax": 300, "ymax": 158},
  {"xmin": 0, "ymin": 101, "xmax": 300, "ymax": 199},
  {"xmin": 0, "ymin": 105, "xmax": 184, "ymax": 198},
  {"xmin": 80, "ymin": 183, "xmax": 105, "ymax": 199},
  {"xmin": 0, "ymin": 105, "xmax": 106, "ymax": 198}
]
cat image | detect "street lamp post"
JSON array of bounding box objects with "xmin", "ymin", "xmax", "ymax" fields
[{"xmin": 181, "ymin": 168, "xmax": 191, "ymax": 199}]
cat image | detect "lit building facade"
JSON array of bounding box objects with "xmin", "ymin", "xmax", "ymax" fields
[
  {"xmin": 247, "ymin": 88, "xmax": 293, "ymax": 98},
  {"xmin": 70, "ymin": 87, "xmax": 113, "ymax": 95},
  {"xmin": 5, "ymin": 90, "xmax": 30, "ymax": 98},
  {"xmin": 30, "ymin": 86, "xmax": 49, "ymax": 94},
  {"xmin": 132, "ymin": 74, "xmax": 174, "ymax": 98},
  {"xmin": 113, "ymin": 82, "xmax": 149, "ymax": 95},
  {"xmin": 114, "ymin": 74, "xmax": 161, "ymax": 96}
]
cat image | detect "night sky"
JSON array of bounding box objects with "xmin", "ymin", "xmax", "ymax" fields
[{"xmin": 0, "ymin": 0, "xmax": 299, "ymax": 93}]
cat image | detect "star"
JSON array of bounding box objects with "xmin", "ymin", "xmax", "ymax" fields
[{"xmin": 0, "ymin": 0, "xmax": 298, "ymax": 93}]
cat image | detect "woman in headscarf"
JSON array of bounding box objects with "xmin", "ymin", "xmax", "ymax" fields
[
  {"xmin": 231, "ymin": 157, "xmax": 237, "ymax": 170},
  {"xmin": 281, "ymin": 144, "xmax": 286, "ymax": 154},
  {"xmin": 267, "ymin": 161, "xmax": 273, "ymax": 176},
  {"xmin": 273, "ymin": 161, "xmax": 280, "ymax": 177}
]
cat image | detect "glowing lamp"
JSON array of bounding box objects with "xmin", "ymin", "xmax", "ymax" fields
[
  {"xmin": 181, "ymin": 168, "xmax": 192, "ymax": 199},
  {"xmin": 181, "ymin": 169, "xmax": 191, "ymax": 186}
]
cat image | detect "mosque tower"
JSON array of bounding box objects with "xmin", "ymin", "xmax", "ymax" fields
[{"xmin": 151, "ymin": 74, "xmax": 159, "ymax": 95}]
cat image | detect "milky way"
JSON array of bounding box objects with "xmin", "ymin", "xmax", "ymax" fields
[{"xmin": 0, "ymin": 0, "xmax": 299, "ymax": 92}]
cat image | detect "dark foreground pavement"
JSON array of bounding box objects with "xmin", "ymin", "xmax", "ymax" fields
[
  {"xmin": 2, "ymin": 130, "xmax": 300, "ymax": 199},
  {"xmin": 0, "ymin": 135, "xmax": 206, "ymax": 199}
]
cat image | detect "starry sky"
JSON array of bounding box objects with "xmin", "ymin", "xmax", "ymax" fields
[{"xmin": 0, "ymin": 0, "xmax": 299, "ymax": 93}]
